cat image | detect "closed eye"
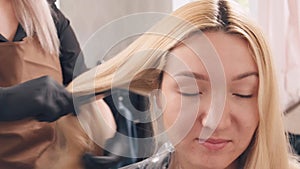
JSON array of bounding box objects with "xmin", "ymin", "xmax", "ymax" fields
[
  {"xmin": 180, "ymin": 91, "xmax": 203, "ymax": 97},
  {"xmin": 233, "ymin": 93, "xmax": 253, "ymax": 98}
]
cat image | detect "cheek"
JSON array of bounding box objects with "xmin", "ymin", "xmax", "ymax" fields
[
  {"xmin": 233, "ymin": 100, "xmax": 259, "ymax": 145},
  {"xmin": 163, "ymin": 92, "xmax": 182, "ymax": 130},
  {"xmin": 239, "ymin": 104, "xmax": 259, "ymax": 127},
  {"xmin": 162, "ymin": 93, "xmax": 200, "ymax": 143}
]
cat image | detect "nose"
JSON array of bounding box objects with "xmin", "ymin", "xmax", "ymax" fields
[
  {"xmin": 214, "ymin": 97, "xmax": 232, "ymax": 130},
  {"xmin": 199, "ymin": 95, "xmax": 232, "ymax": 138}
]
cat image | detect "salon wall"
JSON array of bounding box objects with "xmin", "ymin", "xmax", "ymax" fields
[
  {"xmin": 249, "ymin": 0, "xmax": 300, "ymax": 134},
  {"xmin": 284, "ymin": 105, "xmax": 300, "ymax": 135},
  {"xmin": 60, "ymin": 0, "xmax": 172, "ymax": 67}
]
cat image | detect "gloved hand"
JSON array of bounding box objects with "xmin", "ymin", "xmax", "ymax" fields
[{"xmin": 0, "ymin": 76, "xmax": 75, "ymax": 122}]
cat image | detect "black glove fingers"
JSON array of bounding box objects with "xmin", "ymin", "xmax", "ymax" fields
[{"xmin": 33, "ymin": 76, "xmax": 73, "ymax": 122}]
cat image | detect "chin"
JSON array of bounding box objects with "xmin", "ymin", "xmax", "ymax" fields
[
  {"xmin": 185, "ymin": 152, "xmax": 236, "ymax": 169},
  {"xmin": 192, "ymin": 160, "xmax": 228, "ymax": 169}
]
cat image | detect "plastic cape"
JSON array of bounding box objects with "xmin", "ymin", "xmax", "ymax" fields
[{"xmin": 119, "ymin": 142, "xmax": 174, "ymax": 169}]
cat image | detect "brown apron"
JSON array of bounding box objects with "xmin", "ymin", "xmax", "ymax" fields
[{"xmin": 0, "ymin": 36, "xmax": 63, "ymax": 169}]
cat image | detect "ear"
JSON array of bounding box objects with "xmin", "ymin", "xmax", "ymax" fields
[{"xmin": 151, "ymin": 89, "xmax": 164, "ymax": 111}]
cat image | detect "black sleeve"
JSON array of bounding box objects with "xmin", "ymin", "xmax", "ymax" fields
[{"xmin": 49, "ymin": 1, "xmax": 88, "ymax": 86}]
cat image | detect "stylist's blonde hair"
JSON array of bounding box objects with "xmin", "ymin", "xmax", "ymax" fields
[
  {"xmin": 57, "ymin": 0, "xmax": 299, "ymax": 168},
  {"xmin": 12, "ymin": 0, "xmax": 60, "ymax": 56}
]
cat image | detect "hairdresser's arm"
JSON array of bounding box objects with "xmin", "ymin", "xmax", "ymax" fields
[
  {"xmin": 49, "ymin": 1, "xmax": 88, "ymax": 85},
  {"xmin": 0, "ymin": 76, "xmax": 74, "ymax": 122}
]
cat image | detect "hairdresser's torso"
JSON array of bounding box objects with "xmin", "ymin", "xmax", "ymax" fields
[{"xmin": 0, "ymin": 1, "xmax": 79, "ymax": 169}]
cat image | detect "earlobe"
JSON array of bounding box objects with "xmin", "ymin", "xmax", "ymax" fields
[{"xmin": 150, "ymin": 89, "xmax": 164, "ymax": 112}]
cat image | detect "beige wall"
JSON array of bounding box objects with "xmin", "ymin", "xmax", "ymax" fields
[
  {"xmin": 60, "ymin": 1, "xmax": 171, "ymax": 67},
  {"xmin": 60, "ymin": 0, "xmax": 172, "ymax": 47},
  {"xmin": 284, "ymin": 105, "xmax": 300, "ymax": 134}
]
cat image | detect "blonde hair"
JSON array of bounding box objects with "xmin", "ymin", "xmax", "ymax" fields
[
  {"xmin": 53, "ymin": 0, "xmax": 300, "ymax": 168},
  {"xmin": 12, "ymin": 0, "xmax": 60, "ymax": 56}
]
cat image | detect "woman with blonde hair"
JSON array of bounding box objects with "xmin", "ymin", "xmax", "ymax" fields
[
  {"xmin": 55, "ymin": 0, "xmax": 299, "ymax": 168},
  {"xmin": 0, "ymin": 0, "xmax": 89, "ymax": 168}
]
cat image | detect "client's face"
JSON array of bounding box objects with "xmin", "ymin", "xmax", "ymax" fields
[{"xmin": 161, "ymin": 31, "xmax": 259, "ymax": 169}]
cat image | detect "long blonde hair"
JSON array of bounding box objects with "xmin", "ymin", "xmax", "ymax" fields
[
  {"xmin": 12, "ymin": 0, "xmax": 60, "ymax": 56},
  {"xmin": 55, "ymin": 0, "xmax": 299, "ymax": 168}
]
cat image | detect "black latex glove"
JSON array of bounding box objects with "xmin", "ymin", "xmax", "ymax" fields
[{"xmin": 0, "ymin": 76, "xmax": 75, "ymax": 122}]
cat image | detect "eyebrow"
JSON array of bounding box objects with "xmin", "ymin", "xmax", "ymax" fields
[
  {"xmin": 232, "ymin": 72, "xmax": 258, "ymax": 81},
  {"xmin": 174, "ymin": 72, "xmax": 209, "ymax": 81},
  {"xmin": 173, "ymin": 71, "xmax": 258, "ymax": 81}
]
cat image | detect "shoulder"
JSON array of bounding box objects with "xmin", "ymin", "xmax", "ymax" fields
[
  {"xmin": 47, "ymin": 0, "xmax": 56, "ymax": 4},
  {"xmin": 47, "ymin": 0, "xmax": 70, "ymax": 37}
]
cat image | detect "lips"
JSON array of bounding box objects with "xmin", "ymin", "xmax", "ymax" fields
[{"xmin": 197, "ymin": 138, "xmax": 231, "ymax": 151}]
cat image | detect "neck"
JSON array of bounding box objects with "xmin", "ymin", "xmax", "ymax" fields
[{"xmin": 0, "ymin": 0, "xmax": 19, "ymax": 41}]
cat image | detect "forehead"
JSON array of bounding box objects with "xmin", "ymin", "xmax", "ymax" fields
[{"xmin": 164, "ymin": 31, "xmax": 258, "ymax": 80}]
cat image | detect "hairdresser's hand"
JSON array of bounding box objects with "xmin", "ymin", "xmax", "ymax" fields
[{"xmin": 0, "ymin": 76, "xmax": 75, "ymax": 122}]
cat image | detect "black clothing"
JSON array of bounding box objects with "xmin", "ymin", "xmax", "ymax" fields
[
  {"xmin": 49, "ymin": 1, "xmax": 87, "ymax": 84},
  {"xmin": 289, "ymin": 133, "xmax": 300, "ymax": 156}
]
